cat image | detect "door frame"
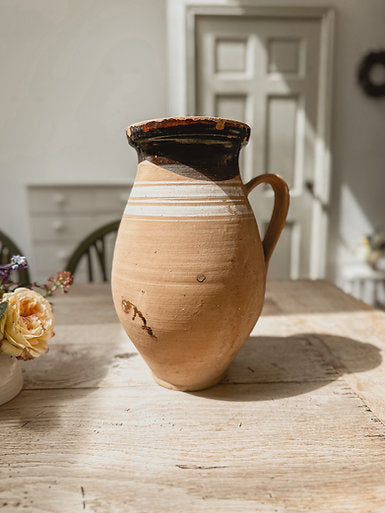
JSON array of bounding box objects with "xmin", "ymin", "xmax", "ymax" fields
[{"xmin": 167, "ymin": 1, "xmax": 335, "ymax": 278}]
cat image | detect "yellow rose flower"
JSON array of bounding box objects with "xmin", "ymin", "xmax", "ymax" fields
[{"xmin": 0, "ymin": 288, "xmax": 54, "ymax": 360}]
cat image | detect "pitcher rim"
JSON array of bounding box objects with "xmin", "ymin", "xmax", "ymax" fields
[{"xmin": 127, "ymin": 116, "xmax": 250, "ymax": 145}]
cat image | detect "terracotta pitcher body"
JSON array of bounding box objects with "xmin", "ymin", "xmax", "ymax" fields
[{"xmin": 111, "ymin": 117, "xmax": 289, "ymax": 391}]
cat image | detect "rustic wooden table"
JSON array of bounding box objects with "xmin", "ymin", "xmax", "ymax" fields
[{"xmin": 1, "ymin": 280, "xmax": 385, "ymax": 512}]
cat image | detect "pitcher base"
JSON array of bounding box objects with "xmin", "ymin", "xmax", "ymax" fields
[{"xmin": 152, "ymin": 372, "xmax": 226, "ymax": 392}]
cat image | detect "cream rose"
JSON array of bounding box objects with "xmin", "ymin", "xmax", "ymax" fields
[{"xmin": 0, "ymin": 288, "xmax": 54, "ymax": 360}]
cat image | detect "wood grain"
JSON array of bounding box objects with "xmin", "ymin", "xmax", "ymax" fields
[
  {"xmin": 1, "ymin": 383, "xmax": 385, "ymax": 513},
  {"xmin": 2, "ymin": 280, "xmax": 385, "ymax": 512}
]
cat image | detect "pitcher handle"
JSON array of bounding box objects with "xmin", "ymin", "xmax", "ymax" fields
[{"xmin": 244, "ymin": 173, "xmax": 290, "ymax": 266}]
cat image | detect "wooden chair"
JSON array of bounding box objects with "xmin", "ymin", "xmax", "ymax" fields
[
  {"xmin": 0, "ymin": 230, "xmax": 31, "ymax": 284},
  {"xmin": 65, "ymin": 221, "xmax": 120, "ymax": 282}
]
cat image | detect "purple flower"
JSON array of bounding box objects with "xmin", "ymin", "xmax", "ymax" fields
[
  {"xmin": 0, "ymin": 266, "xmax": 12, "ymax": 284},
  {"xmin": 0, "ymin": 256, "xmax": 29, "ymax": 284},
  {"xmin": 10, "ymin": 255, "xmax": 29, "ymax": 270}
]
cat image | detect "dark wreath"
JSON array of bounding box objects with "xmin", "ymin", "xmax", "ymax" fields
[{"xmin": 358, "ymin": 50, "xmax": 385, "ymax": 98}]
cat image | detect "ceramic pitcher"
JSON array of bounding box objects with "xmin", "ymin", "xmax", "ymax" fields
[{"xmin": 111, "ymin": 117, "xmax": 289, "ymax": 391}]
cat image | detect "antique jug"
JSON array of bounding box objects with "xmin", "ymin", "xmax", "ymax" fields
[{"xmin": 111, "ymin": 117, "xmax": 289, "ymax": 391}]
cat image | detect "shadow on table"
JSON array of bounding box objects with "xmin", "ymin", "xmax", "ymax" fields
[{"xmin": 191, "ymin": 333, "xmax": 382, "ymax": 402}]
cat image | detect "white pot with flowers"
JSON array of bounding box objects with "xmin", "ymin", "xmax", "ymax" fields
[
  {"xmin": 356, "ymin": 233, "xmax": 385, "ymax": 269},
  {"xmin": 0, "ymin": 256, "xmax": 73, "ymax": 405}
]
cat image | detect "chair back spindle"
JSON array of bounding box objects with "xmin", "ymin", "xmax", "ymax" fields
[{"xmin": 66, "ymin": 221, "xmax": 120, "ymax": 282}]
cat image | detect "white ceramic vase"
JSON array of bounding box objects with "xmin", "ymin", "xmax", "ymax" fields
[{"xmin": 0, "ymin": 353, "xmax": 23, "ymax": 406}]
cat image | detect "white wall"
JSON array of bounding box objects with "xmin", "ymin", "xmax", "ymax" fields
[
  {"xmin": 0, "ymin": 0, "xmax": 168, "ymax": 260},
  {"xmin": 280, "ymin": 0, "xmax": 385, "ymax": 284},
  {"xmin": 1, "ymin": 0, "xmax": 384, "ymax": 285},
  {"xmin": 324, "ymin": 0, "xmax": 385, "ymax": 284}
]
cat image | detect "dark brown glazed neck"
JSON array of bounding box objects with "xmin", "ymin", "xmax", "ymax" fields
[{"xmin": 126, "ymin": 117, "xmax": 250, "ymax": 181}]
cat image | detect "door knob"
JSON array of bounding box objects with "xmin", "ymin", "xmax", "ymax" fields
[{"xmin": 305, "ymin": 180, "xmax": 314, "ymax": 196}]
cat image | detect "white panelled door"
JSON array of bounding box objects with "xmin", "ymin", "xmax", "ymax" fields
[{"xmin": 195, "ymin": 14, "xmax": 328, "ymax": 278}]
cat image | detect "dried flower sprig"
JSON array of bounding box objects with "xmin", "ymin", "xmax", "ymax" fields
[
  {"xmin": 0, "ymin": 256, "xmax": 74, "ymax": 298},
  {"xmin": 42, "ymin": 271, "xmax": 74, "ymax": 296}
]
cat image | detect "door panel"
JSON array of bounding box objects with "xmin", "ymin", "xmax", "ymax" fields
[
  {"xmin": 215, "ymin": 94, "xmax": 247, "ymax": 121},
  {"xmin": 196, "ymin": 15, "xmax": 322, "ymax": 279}
]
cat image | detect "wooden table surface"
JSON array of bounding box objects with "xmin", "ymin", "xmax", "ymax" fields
[{"xmin": 1, "ymin": 280, "xmax": 385, "ymax": 512}]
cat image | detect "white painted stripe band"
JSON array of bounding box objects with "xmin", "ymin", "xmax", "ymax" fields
[
  {"xmin": 130, "ymin": 184, "xmax": 244, "ymax": 199},
  {"xmin": 124, "ymin": 203, "xmax": 252, "ymax": 217},
  {"xmin": 123, "ymin": 214, "xmax": 255, "ymax": 222},
  {"xmin": 128, "ymin": 198, "xmax": 245, "ymax": 204}
]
